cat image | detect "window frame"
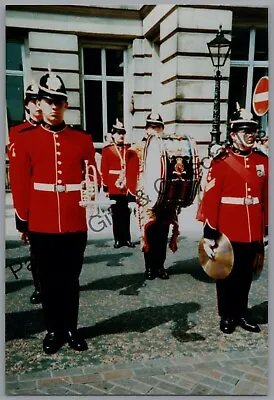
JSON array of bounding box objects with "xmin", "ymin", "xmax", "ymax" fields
[
  {"xmin": 6, "ymin": 38, "xmax": 29, "ymax": 126},
  {"xmin": 80, "ymin": 44, "xmax": 128, "ymax": 146},
  {"xmin": 230, "ymin": 28, "xmax": 268, "ymax": 110}
]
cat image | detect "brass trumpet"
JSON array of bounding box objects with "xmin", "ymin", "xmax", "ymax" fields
[{"xmin": 79, "ymin": 160, "xmax": 115, "ymax": 214}]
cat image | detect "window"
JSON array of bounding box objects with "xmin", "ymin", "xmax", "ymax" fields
[
  {"xmin": 81, "ymin": 47, "xmax": 126, "ymax": 143},
  {"xmin": 228, "ymin": 27, "xmax": 268, "ymax": 135},
  {"xmin": 6, "ymin": 40, "xmax": 25, "ymax": 127}
]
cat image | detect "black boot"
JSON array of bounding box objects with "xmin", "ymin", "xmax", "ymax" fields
[
  {"xmin": 220, "ymin": 317, "xmax": 237, "ymax": 334},
  {"xmin": 114, "ymin": 241, "xmax": 123, "ymax": 248},
  {"xmin": 30, "ymin": 288, "xmax": 42, "ymax": 304},
  {"xmin": 157, "ymin": 267, "xmax": 169, "ymax": 279},
  {"xmin": 43, "ymin": 332, "xmax": 65, "ymax": 354},
  {"xmin": 67, "ymin": 331, "xmax": 88, "ymax": 351},
  {"xmin": 238, "ymin": 317, "xmax": 261, "ymax": 333},
  {"xmin": 144, "ymin": 268, "xmax": 157, "ymax": 280}
]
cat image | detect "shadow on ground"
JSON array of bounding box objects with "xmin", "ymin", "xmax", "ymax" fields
[
  {"xmin": 83, "ymin": 252, "xmax": 133, "ymax": 266},
  {"xmin": 79, "ymin": 302, "xmax": 203, "ymax": 341},
  {"xmin": 80, "ymin": 272, "xmax": 146, "ymax": 295},
  {"xmin": 168, "ymin": 258, "xmax": 215, "ymax": 283},
  {"xmin": 6, "ymin": 308, "xmax": 44, "ymax": 341},
  {"xmin": 6, "ymin": 279, "xmax": 33, "ymax": 294},
  {"xmin": 249, "ymin": 301, "xmax": 268, "ymax": 324}
]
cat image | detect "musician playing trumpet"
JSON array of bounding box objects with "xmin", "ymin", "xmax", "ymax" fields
[{"xmin": 101, "ymin": 119, "xmax": 136, "ymax": 248}]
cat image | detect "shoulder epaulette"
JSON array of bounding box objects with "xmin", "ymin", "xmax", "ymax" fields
[
  {"xmin": 69, "ymin": 125, "xmax": 89, "ymax": 134},
  {"xmin": 252, "ymin": 147, "xmax": 268, "ymax": 157},
  {"xmin": 18, "ymin": 124, "xmax": 38, "ymax": 133},
  {"xmin": 103, "ymin": 142, "xmax": 113, "ymax": 148},
  {"xmin": 212, "ymin": 147, "xmax": 230, "ymax": 161}
]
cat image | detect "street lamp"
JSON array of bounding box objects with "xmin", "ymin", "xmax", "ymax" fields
[{"xmin": 207, "ymin": 25, "xmax": 231, "ymax": 156}]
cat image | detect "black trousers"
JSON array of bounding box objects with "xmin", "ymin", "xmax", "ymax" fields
[
  {"xmin": 28, "ymin": 231, "xmax": 87, "ymax": 335},
  {"xmin": 110, "ymin": 194, "xmax": 131, "ymax": 243},
  {"xmin": 144, "ymin": 218, "xmax": 170, "ymax": 272},
  {"xmin": 29, "ymin": 247, "xmax": 40, "ymax": 291},
  {"xmin": 216, "ymin": 241, "xmax": 259, "ymax": 318}
]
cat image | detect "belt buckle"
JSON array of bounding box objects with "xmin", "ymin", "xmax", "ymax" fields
[
  {"xmin": 244, "ymin": 197, "xmax": 253, "ymax": 205},
  {"xmin": 55, "ymin": 184, "xmax": 66, "ymax": 193}
]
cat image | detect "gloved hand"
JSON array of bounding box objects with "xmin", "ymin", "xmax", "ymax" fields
[{"xmin": 203, "ymin": 238, "xmax": 216, "ymax": 259}]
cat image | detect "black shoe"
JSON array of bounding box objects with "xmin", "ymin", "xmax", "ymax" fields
[
  {"xmin": 67, "ymin": 331, "xmax": 88, "ymax": 351},
  {"xmin": 30, "ymin": 289, "xmax": 42, "ymax": 304},
  {"xmin": 114, "ymin": 241, "xmax": 123, "ymax": 248},
  {"xmin": 144, "ymin": 269, "xmax": 157, "ymax": 280},
  {"xmin": 157, "ymin": 268, "xmax": 169, "ymax": 279},
  {"xmin": 220, "ymin": 317, "xmax": 237, "ymax": 334},
  {"xmin": 43, "ymin": 332, "xmax": 65, "ymax": 354},
  {"xmin": 238, "ymin": 317, "xmax": 261, "ymax": 333},
  {"xmin": 125, "ymin": 241, "xmax": 135, "ymax": 248}
]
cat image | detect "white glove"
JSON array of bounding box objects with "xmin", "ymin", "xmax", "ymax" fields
[{"xmin": 203, "ymin": 238, "xmax": 216, "ymax": 259}]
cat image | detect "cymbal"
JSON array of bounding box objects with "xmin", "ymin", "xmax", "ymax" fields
[{"xmin": 198, "ymin": 233, "xmax": 234, "ymax": 280}]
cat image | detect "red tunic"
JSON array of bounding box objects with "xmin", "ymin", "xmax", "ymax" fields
[
  {"xmin": 197, "ymin": 148, "xmax": 268, "ymax": 242},
  {"xmin": 101, "ymin": 143, "xmax": 131, "ymax": 195},
  {"xmin": 10, "ymin": 123, "xmax": 100, "ymax": 233}
]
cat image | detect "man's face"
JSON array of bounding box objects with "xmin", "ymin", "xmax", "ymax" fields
[
  {"xmin": 146, "ymin": 124, "xmax": 164, "ymax": 135},
  {"xmin": 112, "ymin": 130, "xmax": 125, "ymax": 145},
  {"xmin": 231, "ymin": 129, "xmax": 257, "ymax": 150},
  {"xmin": 38, "ymin": 98, "xmax": 68, "ymax": 125},
  {"xmin": 26, "ymin": 99, "xmax": 43, "ymax": 121}
]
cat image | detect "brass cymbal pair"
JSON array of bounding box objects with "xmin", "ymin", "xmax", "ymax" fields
[{"xmin": 198, "ymin": 234, "xmax": 265, "ymax": 279}]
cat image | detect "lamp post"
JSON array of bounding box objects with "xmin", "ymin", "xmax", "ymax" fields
[{"xmin": 207, "ymin": 25, "xmax": 231, "ymax": 156}]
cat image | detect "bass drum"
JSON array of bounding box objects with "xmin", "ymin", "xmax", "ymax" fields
[{"xmin": 143, "ymin": 134, "xmax": 202, "ymax": 209}]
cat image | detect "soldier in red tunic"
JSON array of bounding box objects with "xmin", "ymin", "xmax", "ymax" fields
[
  {"xmin": 8, "ymin": 82, "xmax": 43, "ymax": 305},
  {"xmin": 101, "ymin": 120, "xmax": 135, "ymax": 248},
  {"xmin": 10, "ymin": 71, "xmax": 100, "ymax": 354},
  {"xmin": 197, "ymin": 105, "xmax": 268, "ymax": 334}
]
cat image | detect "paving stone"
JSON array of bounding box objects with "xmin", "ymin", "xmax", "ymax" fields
[
  {"xmin": 190, "ymin": 383, "xmax": 213, "ymax": 395},
  {"xmin": 252, "ymin": 383, "xmax": 268, "ymax": 395},
  {"xmin": 51, "ymin": 366, "xmax": 84, "ymax": 378},
  {"xmin": 155, "ymin": 380, "xmax": 189, "ymax": 395},
  {"xmin": 70, "ymin": 373, "xmax": 102, "ymax": 384},
  {"xmin": 64, "ymin": 383, "xmax": 99, "ymax": 395},
  {"xmin": 232, "ymin": 379, "xmax": 255, "ymax": 395},
  {"xmin": 38, "ymin": 377, "xmax": 70, "ymax": 387},
  {"xmin": 83, "ymin": 364, "xmax": 115, "ymax": 374},
  {"xmin": 244, "ymin": 373, "xmax": 268, "ymax": 386},
  {"xmin": 103, "ymin": 369, "xmax": 133, "ymax": 380},
  {"xmin": 220, "ymin": 374, "xmax": 239, "ymax": 386},
  {"xmin": 109, "ymin": 378, "xmax": 153, "ymax": 394},
  {"xmin": 165, "ymin": 364, "xmax": 195, "ymax": 374},
  {"xmin": 108, "ymin": 385, "xmax": 137, "ymax": 395},
  {"xmin": 133, "ymin": 366, "xmax": 166, "ymax": 377},
  {"xmin": 199, "ymin": 375, "xmax": 234, "ymax": 393}
]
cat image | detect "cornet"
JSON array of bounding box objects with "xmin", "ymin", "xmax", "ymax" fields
[{"xmin": 79, "ymin": 160, "xmax": 115, "ymax": 214}]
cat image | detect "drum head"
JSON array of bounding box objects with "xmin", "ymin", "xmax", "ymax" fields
[{"xmin": 143, "ymin": 136, "xmax": 165, "ymax": 207}]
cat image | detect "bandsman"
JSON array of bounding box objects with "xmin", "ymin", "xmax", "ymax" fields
[
  {"xmin": 10, "ymin": 70, "xmax": 100, "ymax": 354},
  {"xmin": 8, "ymin": 82, "xmax": 43, "ymax": 305},
  {"xmin": 197, "ymin": 104, "xmax": 268, "ymax": 334},
  {"xmin": 101, "ymin": 119, "xmax": 135, "ymax": 248}
]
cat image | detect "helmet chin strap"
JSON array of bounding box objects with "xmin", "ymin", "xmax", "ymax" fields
[{"xmin": 233, "ymin": 132, "xmax": 255, "ymax": 150}]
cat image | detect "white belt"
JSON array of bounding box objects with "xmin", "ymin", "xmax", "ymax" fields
[
  {"xmin": 221, "ymin": 196, "xmax": 259, "ymax": 205},
  {"xmin": 109, "ymin": 170, "xmax": 121, "ymax": 174},
  {"xmin": 34, "ymin": 183, "xmax": 81, "ymax": 193}
]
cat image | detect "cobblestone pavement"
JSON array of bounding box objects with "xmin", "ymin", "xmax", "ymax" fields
[{"xmin": 5, "ymin": 194, "xmax": 268, "ymax": 395}]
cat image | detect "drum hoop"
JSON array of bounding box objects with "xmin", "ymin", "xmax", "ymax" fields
[{"xmin": 143, "ymin": 135, "xmax": 167, "ymax": 207}]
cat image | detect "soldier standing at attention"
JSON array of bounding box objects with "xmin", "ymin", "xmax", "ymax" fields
[
  {"xmin": 8, "ymin": 82, "xmax": 43, "ymax": 305},
  {"xmin": 10, "ymin": 70, "xmax": 100, "ymax": 354},
  {"xmin": 197, "ymin": 105, "xmax": 268, "ymax": 334},
  {"xmin": 101, "ymin": 119, "xmax": 136, "ymax": 248}
]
